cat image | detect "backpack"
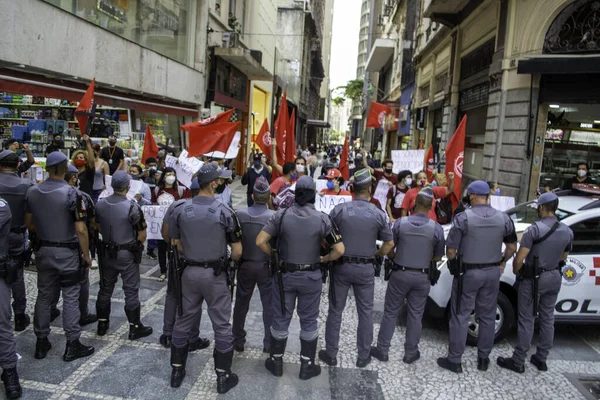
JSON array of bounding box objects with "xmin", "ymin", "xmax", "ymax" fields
[{"xmin": 435, "ymin": 196, "xmax": 453, "ymax": 224}]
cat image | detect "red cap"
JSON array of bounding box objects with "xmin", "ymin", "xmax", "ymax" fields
[{"xmin": 326, "ymin": 168, "xmax": 341, "ymax": 179}]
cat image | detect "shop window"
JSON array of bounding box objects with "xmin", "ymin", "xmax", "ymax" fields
[
  {"xmin": 570, "ymin": 217, "xmax": 600, "ymax": 253},
  {"xmin": 44, "ymin": 0, "xmax": 193, "ymax": 65}
]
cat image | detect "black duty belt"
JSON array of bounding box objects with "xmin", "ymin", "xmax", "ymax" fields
[
  {"xmin": 393, "ymin": 263, "xmax": 428, "ymax": 274},
  {"xmin": 38, "ymin": 240, "xmax": 80, "ymax": 250},
  {"xmin": 280, "ymin": 262, "xmax": 320, "ymax": 272},
  {"xmin": 184, "ymin": 259, "xmax": 223, "ymax": 269},
  {"xmin": 463, "ymin": 261, "xmax": 502, "ymax": 270},
  {"xmin": 101, "ymin": 241, "xmax": 138, "ymax": 251},
  {"xmin": 520, "ymin": 264, "xmax": 561, "ymax": 279},
  {"xmin": 240, "ymin": 258, "xmax": 269, "ymax": 264},
  {"xmin": 10, "ymin": 226, "xmax": 27, "ymax": 234},
  {"xmin": 341, "ymin": 256, "xmax": 376, "ymax": 264}
]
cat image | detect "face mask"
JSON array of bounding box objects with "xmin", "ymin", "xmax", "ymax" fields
[
  {"xmin": 577, "ymin": 169, "xmax": 587, "ymax": 178},
  {"xmin": 130, "ymin": 173, "xmax": 140, "ymax": 180},
  {"xmin": 405, "ymin": 177, "xmax": 412, "ymax": 186},
  {"xmin": 418, "ymin": 179, "xmax": 427, "ymax": 187},
  {"xmin": 215, "ymin": 183, "xmax": 226, "ymax": 194},
  {"xmin": 296, "ymin": 164, "xmax": 305, "ymax": 173},
  {"xmin": 326, "ymin": 180, "xmax": 335, "ymax": 190},
  {"xmin": 108, "ymin": 140, "xmax": 117, "ymax": 147},
  {"xmin": 290, "ymin": 173, "xmax": 297, "ymax": 181},
  {"xmin": 74, "ymin": 159, "xmax": 86, "ymax": 167},
  {"xmin": 495, "ymin": 188, "xmax": 501, "ymax": 196},
  {"xmin": 53, "ymin": 140, "xmax": 64, "ymax": 148},
  {"xmin": 165, "ymin": 176, "xmax": 176, "ymax": 185},
  {"xmin": 385, "ymin": 168, "xmax": 393, "ymax": 174},
  {"xmin": 254, "ymin": 161, "xmax": 261, "ymax": 168}
]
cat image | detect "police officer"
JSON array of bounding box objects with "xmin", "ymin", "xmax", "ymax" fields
[
  {"xmin": 256, "ymin": 176, "xmax": 345, "ymax": 380},
  {"xmin": 371, "ymin": 187, "xmax": 445, "ymax": 364},
  {"xmin": 437, "ymin": 180, "xmax": 517, "ymax": 373},
  {"xmin": 0, "ymin": 150, "xmax": 32, "ymax": 332},
  {"xmin": 498, "ymin": 192, "xmax": 573, "ymax": 373},
  {"xmin": 0, "ymin": 195, "xmax": 22, "ymax": 399},
  {"xmin": 232, "ymin": 176, "xmax": 275, "ymax": 353},
  {"xmin": 169, "ymin": 163, "xmax": 242, "ymax": 394},
  {"xmin": 320, "ymin": 168, "xmax": 393, "ymax": 368},
  {"xmin": 94, "ymin": 171, "xmax": 152, "ymax": 340},
  {"xmin": 25, "ymin": 151, "xmax": 95, "ymax": 362},
  {"xmin": 159, "ymin": 177, "xmax": 209, "ymax": 351}
]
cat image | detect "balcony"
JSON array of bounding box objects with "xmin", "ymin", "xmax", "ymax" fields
[
  {"xmin": 423, "ymin": 0, "xmax": 473, "ymax": 27},
  {"xmin": 214, "ymin": 47, "xmax": 272, "ymax": 80},
  {"xmin": 365, "ymin": 38, "xmax": 396, "ymax": 72}
]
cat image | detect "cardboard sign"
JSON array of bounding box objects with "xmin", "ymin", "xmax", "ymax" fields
[
  {"xmin": 165, "ymin": 151, "xmax": 204, "ymax": 188},
  {"xmin": 98, "ymin": 175, "xmax": 143, "ymax": 200},
  {"xmin": 142, "ymin": 205, "xmax": 170, "ymax": 240},
  {"xmin": 373, "ymin": 179, "xmax": 391, "ymax": 212},
  {"xmin": 391, "ymin": 150, "xmax": 425, "ymax": 174},
  {"xmin": 315, "ymin": 195, "xmax": 352, "ymax": 214},
  {"xmin": 490, "ymin": 195, "xmax": 516, "ymax": 212}
]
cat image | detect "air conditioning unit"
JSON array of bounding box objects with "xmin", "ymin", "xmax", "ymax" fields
[{"xmin": 222, "ymin": 32, "xmax": 239, "ymax": 48}]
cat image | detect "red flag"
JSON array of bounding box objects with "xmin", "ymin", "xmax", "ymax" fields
[
  {"xmin": 286, "ymin": 108, "xmax": 296, "ymax": 162},
  {"xmin": 141, "ymin": 125, "xmax": 159, "ymax": 165},
  {"xmin": 445, "ymin": 115, "xmax": 467, "ymax": 210},
  {"xmin": 181, "ymin": 109, "xmax": 233, "ymax": 131},
  {"xmin": 366, "ymin": 102, "xmax": 392, "ymax": 128},
  {"xmin": 254, "ymin": 118, "xmax": 271, "ymax": 156},
  {"xmin": 274, "ymin": 91, "xmax": 288, "ymax": 163},
  {"xmin": 424, "ymin": 145, "xmax": 435, "ymax": 182},
  {"xmin": 184, "ymin": 121, "xmax": 240, "ymax": 157},
  {"xmin": 75, "ymin": 78, "xmax": 95, "ymax": 135},
  {"xmin": 339, "ymin": 135, "xmax": 349, "ymax": 181}
]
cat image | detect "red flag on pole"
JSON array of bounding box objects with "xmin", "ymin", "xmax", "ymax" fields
[
  {"xmin": 339, "ymin": 135, "xmax": 349, "ymax": 181},
  {"xmin": 182, "ymin": 110, "xmax": 241, "ymax": 157},
  {"xmin": 181, "ymin": 109, "xmax": 233, "ymax": 131},
  {"xmin": 141, "ymin": 125, "xmax": 159, "ymax": 165},
  {"xmin": 75, "ymin": 78, "xmax": 95, "ymax": 135},
  {"xmin": 424, "ymin": 145, "xmax": 435, "ymax": 182},
  {"xmin": 445, "ymin": 115, "xmax": 467, "ymax": 210},
  {"xmin": 254, "ymin": 118, "xmax": 271, "ymax": 156},
  {"xmin": 286, "ymin": 108, "xmax": 296, "ymax": 163},
  {"xmin": 366, "ymin": 102, "xmax": 392, "ymax": 128},
  {"xmin": 274, "ymin": 91, "xmax": 288, "ymax": 162}
]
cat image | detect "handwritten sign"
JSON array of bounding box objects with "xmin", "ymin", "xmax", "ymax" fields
[
  {"xmin": 373, "ymin": 179, "xmax": 391, "ymax": 212},
  {"xmin": 391, "ymin": 150, "xmax": 425, "ymax": 174},
  {"xmin": 165, "ymin": 151, "xmax": 204, "ymax": 188},
  {"xmin": 490, "ymin": 196, "xmax": 516, "ymax": 212},
  {"xmin": 315, "ymin": 179, "xmax": 328, "ymax": 193},
  {"xmin": 142, "ymin": 205, "xmax": 170, "ymax": 240},
  {"xmin": 315, "ymin": 195, "xmax": 352, "ymax": 214},
  {"xmin": 98, "ymin": 175, "xmax": 143, "ymax": 200}
]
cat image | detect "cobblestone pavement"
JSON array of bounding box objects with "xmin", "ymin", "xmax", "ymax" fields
[{"xmin": 6, "ymin": 179, "xmax": 600, "ymax": 400}]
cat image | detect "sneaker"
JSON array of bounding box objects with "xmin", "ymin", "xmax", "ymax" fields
[{"xmin": 146, "ymin": 251, "xmax": 157, "ymax": 260}]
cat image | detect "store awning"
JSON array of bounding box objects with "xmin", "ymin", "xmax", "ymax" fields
[
  {"xmin": 517, "ymin": 56, "xmax": 600, "ymax": 75},
  {"xmin": 214, "ymin": 47, "xmax": 272, "ymax": 80},
  {"xmin": 307, "ymin": 119, "xmax": 331, "ymax": 128},
  {"xmin": 366, "ymin": 38, "xmax": 396, "ymax": 72}
]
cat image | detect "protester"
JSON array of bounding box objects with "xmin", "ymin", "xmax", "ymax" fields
[
  {"xmin": 3, "ymin": 139, "xmax": 35, "ymax": 174},
  {"xmin": 386, "ymin": 170, "xmax": 412, "ymax": 222},
  {"xmin": 91, "ymin": 144, "xmax": 109, "ymax": 203},
  {"xmin": 44, "ymin": 134, "xmax": 64, "ymax": 156},
  {"xmin": 70, "ymin": 135, "xmax": 96, "ymax": 197},
  {"xmin": 129, "ymin": 164, "xmax": 152, "ymax": 205},
  {"xmin": 215, "ymin": 168, "xmax": 234, "ymax": 207},
  {"xmin": 241, "ymin": 153, "xmax": 271, "ymax": 206},
  {"xmin": 270, "ymin": 162, "xmax": 296, "ymax": 210},
  {"xmin": 319, "ymin": 169, "xmax": 351, "ymax": 196},
  {"xmin": 100, "ymin": 134, "xmax": 125, "ymax": 175},
  {"xmin": 401, "ymin": 171, "xmax": 455, "ymax": 221}
]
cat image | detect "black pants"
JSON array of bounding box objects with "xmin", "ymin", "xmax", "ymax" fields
[{"xmin": 158, "ymin": 240, "xmax": 168, "ymax": 275}]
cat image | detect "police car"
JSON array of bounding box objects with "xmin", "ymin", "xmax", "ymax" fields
[{"xmin": 427, "ymin": 185, "xmax": 600, "ymax": 345}]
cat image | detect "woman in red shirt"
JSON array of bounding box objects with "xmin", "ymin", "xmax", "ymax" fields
[
  {"xmin": 400, "ymin": 170, "xmax": 454, "ymax": 221},
  {"xmin": 152, "ymin": 167, "xmax": 191, "ymax": 281},
  {"xmin": 319, "ymin": 168, "xmax": 351, "ymax": 196}
]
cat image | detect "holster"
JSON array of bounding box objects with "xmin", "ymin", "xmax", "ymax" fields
[
  {"xmin": 448, "ymin": 258, "xmax": 460, "ymax": 276},
  {"xmin": 320, "ymin": 263, "xmax": 328, "ymax": 284},
  {"xmin": 107, "ymin": 242, "xmax": 119, "ymax": 260},
  {"xmin": 227, "ymin": 260, "xmax": 237, "ymax": 297},
  {"xmin": 374, "ymin": 256, "xmax": 383, "ymax": 277},
  {"xmin": 384, "ymin": 259, "xmax": 393, "ymax": 281},
  {"xmin": 428, "ymin": 260, "xmax": 441, "ymax": 286},
  {"xmin": 213, "ymin": 258, "xmax": 224, "ymax": 277},
  {"xmin": 30, "ymin": 232, "xmax": 40, "ymax": 252},
  {"xmin": 0, "ymin": 258, "xmax": 18, "ymax": 285},
  {"xmin": 131, "ymin": 241, "xmax": 144, "ymax": 264}
]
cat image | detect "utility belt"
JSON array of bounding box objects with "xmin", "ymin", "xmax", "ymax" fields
[
  {"xmin": 392, "ymin": 263, "xmax": 428, "ymax": 274},
  {"xmin": 520, "ymin": 263, "xmax": 561, "ymax": 279},
  {"xmin": 463, "ymin": 261, "xmax": 502, "ymax": 270},
  {"xmin": 279, "ymin": 262, "xmax": 320, "ymax": 273},
  {"xmin": 339, "ymin": 256, "xmax": 375, "ymax": 265},
  {"xmin": 183, "ymin": 258, "xmax": 224, "ymax": 269},
  {"xmin": 240, "ymin": 258, "xmax": 269, "ymax": 265},
  {"xmin": 101, "ymin": 241, "xmax": 143, "ymax": 263},
  {"xmin": 38, "ymin": 240, "xmax": 80, "ymax": 250},
  {"xmin": 10, "ymin": 226, "xmax": 27, "ymax": 234}
]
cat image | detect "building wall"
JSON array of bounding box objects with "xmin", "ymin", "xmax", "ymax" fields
[{"xmin": 351, "ymin": 0, "xmax": 371, "ymax": 119}]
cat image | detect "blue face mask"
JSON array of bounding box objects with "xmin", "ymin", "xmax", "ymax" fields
[
  {"xmin": 290, "ymin": 173, "xmax": 297, "ymax": 181},
  {"xmin": 254, "ymin": 161, "xmax": 261, "ymax": 168},
  {"xmin": 495, "ymin": 188, "xmax": 501, "ymax": 196},
  {"xmin": 326, "ymin": 180, "xmax": 335, "ymax": 190}
]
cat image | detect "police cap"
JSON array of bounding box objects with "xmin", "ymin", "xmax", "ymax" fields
[
  {"xmin": 417, "ymin": 187, "xmax": 435, "ymax": 200},
  {"xmin": 218, "ymin": 168, "xmax": 233, "ymax": 179},
  {"xmin": 190, "ymin": 177, "xmax": 200, "ymax": 190},
  {"xmin": 196, "ymin": 162, "xmax": 220, "ymax": 186},
  {"xmin": 353, "ymin": 168, "xmax": 372, "ymax": 187},
  {"xmin": 111, "ymin": 170, "xmax": 131, "ymax": 190},
  {"xmin": 67, "ymin": 164, "xmax": 79, "ymax": 174},
  {"xmin": 537, "ymin": 192, "xmax": 558, "ymax": 205},
  {"xmin": 253, "ymin": 176, "xmax": 270, "ymax": 194},
  {"xmin": 467, "ymin": 180, "xmax": 490, "ymax": 195},
  {"xmin": 46, "ymin": 151, "xmax": 68, "ymax": 167},
  {"xmin": 296, "ymin": 175, "xmax": 316, "ymax": 191},
  {"xmin": 0, "ymin": 150, "xmax": 17, "ymax": 162}
]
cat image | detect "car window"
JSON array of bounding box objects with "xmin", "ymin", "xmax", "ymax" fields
[
  {"xmin": 506, "ymin": 201, "xmax": 572, "ymax": 224},
  {"xmin": 570, "ymin": 217, "xmax": 600, "ymax": 253}
]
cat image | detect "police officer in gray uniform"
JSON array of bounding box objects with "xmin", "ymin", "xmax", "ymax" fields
[
  {"xmin": 256, "ymin": 175, "xmax": 345, "ymax": 380},
  {"xmin": 498, "ymin": 192, "xmax": 573, "ymax": 373},
  {"xmin": 438, "ymin": 180, "xmax": 517, "ymax": 373},
  {"xmin": 95, "ymin": 171, "xmax": 152, "ymax": 340},
  {"xmin": 0, "ymin": 150, "xmax": 32, "ymax": 332},
  {"xmin": 320, "ymin": 168, "xmax": 393, "ymax": 368},
  {"xmin": 232, "ymin": 176, "xmax": 275, "ymax": 353},
  {"xmin": 159, "ymin": 177, "xmax": 209, "ymax": 351},
  {"xmin": 25, "ymin": 151, "xmax": 95, "ymax": 362},
  {"xmin": 169, "ymin": 163, "xmax": 242, "ymax": 394},
  {"xmin": 371, "ymin": 187, "xmax": 445, "ymax": 364},
  {"xmin": 0, "ymin": 196, "xmax": 22, "ymax": 399}
]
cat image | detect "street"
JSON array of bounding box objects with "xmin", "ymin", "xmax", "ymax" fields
[{"xmin": 8, "ymin": 180, "xmax": 600, "ymax": 400}]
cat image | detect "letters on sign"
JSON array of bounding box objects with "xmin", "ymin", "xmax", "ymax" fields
[
  {"xmin": 142, "ymin": 205, "xmax": 170, "ymax": 240},
  {"xmin": 98, "ymin": 176, "xmax": 143, "ymax": 201},
  {"xmin": 391, "ymin": 150, "xmax": 425, "ymax": 174},
  {"xmin": 315, "ymin": 195, "xmax": 352, "ymax": 214}
]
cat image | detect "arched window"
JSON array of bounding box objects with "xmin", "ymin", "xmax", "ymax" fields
[{"xmin": 544, "ymin": 0, "xmax": 600, "ymax": 54}]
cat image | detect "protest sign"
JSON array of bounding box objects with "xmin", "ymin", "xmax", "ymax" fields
[
  {"xmin": 315, "ymin": 195, "xmax": 352, "ymax": 214},
  {"xmin": 391, "ymin": 150, "xmax": 425, "ymax": 174},
  {"xmin": 490, "ymin": 196, "xmax": 516, "ymax": 212},
  {"xmin": 165, "ymin": 151, "xmax": 204, "ymax": 188},
  {"xmin": 314, "ymin": 179, "xmax": 328, "ymax": 193},
  {"xmin": 373, "ymin": 179, "xmax": 392, "ymax": 212},
  {"xmin": 98, "ymin": 175, "xmax": 143, "ymax": 200},
  {"xmin": 142, "ymin": 205, "xmax": 170, "ymax": 240}
]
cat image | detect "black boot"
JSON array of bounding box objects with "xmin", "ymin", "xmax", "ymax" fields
[
  {"xmin": 96, "ymin": 305, "xmax": 110, "ymax": 336},
  {"xmin": 170, "ymin": 344, "xmax": 188, "ymax": 388},
  {"xmin": 1, "ymin": 368, "xmax": 22, "ymax": 399},
  {"xmin": 299, "ymin": 338, "xmax": 321, "ymax": 380},
  {"xmin": 125, "ymin": 306, "xmax": 153, "ymax": 340},
  {"xmin": 214, "ymin": 349, "xmax": 238, "ymax": 394},
  {"xmin": 14, "ymin": 313, "xmax": 30, "ymax": 332},
  {"xmin": 63, "ymin": 339, "xmax": 94, "ymax": 362},
  {"xmin": 50, "ymin": 308, "xmax": 60, "ymax": 322},
  {"xmin": 265, "ymin": 334, "xmax": 287, "ymax": 377},
  {"xmin": 189, "ymin": 337, "xmax": 211, "ymax": 352},
  {"xmin": 34, "ymin": 337, "xmax": 52, "ymax": 359},
  {"xmin": 159, "ymin": 334, "xmax": 171, "ymax": 348},
  {"xmin": 79, "ymin": 313, "xmax": 98, "ymax": 326}
]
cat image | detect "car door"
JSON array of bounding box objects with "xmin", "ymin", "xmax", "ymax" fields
[{"xmin": 556, "ymin": 215, "xmax": 600, "ymax": 320}]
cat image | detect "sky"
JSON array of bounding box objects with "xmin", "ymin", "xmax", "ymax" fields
[{"xmin": 329, "ymin": 0, "xmax": 362, "ymax": 91}]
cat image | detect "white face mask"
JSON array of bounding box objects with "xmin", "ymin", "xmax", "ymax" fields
[
  {"xmin": 296, "ymin": 164, "xmax": 305, "ymax": 173},
  {"xmin": 577, "ymin": 169, "xmax": 587, "ymax": 178},
  {"xmin": 165, "ymin": 175, "xmax": 176, "ymax": 185},
  {"xmin": 405, "ymin": 177, "xmax": 413, "ymax": 186}
]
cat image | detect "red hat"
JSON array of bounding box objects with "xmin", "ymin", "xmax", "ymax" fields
[{"xmin": 326, "ymin": 168, "xmax": 341, "ymax": 179}]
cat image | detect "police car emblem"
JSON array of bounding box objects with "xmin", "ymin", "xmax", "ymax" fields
[{"xmin": 562, "ymin": 257, "xmax": 586, "ymax": 286}]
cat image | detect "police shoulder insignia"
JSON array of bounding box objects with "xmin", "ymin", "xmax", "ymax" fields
[{"xmin": 80, "ymin": 198, "xmax": 87, "ymax": 211}]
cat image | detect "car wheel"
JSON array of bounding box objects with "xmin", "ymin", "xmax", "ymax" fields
[{"xmin": 466, "ymin": 292, "xmax": 515, "ymax": 346}]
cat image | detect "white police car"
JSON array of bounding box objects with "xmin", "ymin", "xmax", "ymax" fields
[{"xmin": 427, "ymin": 186, "xmax": 600, "ymax": 345}]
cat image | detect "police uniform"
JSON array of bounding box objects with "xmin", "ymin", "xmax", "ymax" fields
[
  {"xmin": 232, "ymin": 176, "xmax": 275, "ymax": 352},
  {"xmin": 0, "ymin": 195, "xmax": 22, "ymax": 398},
  {"xmin": 262, "ymin": 176, "xmax": 341, "ymax": 380},
  {"xmin": 498, "ymin": 192, "xmax": 573, "ymax": 373},
  {"xmin": 321, "ymin": 169, "xmax": 393, "ymax": 368},
  {"xmin": 25, "ymin": 151, "xmax": 95, "ymax": 362},
  {"xmin": 439, "ymin": 180, "xmax": 517, "ymax": 373},
  {"xmin": 94, "ymin": 171, "xmax": 152, "ymax": 340},
  {"xmin": 0, "ymin": 150, "xmax": 33, "ymax": 332},
  {"xmin": 169, "ymin": 163, "xmax": 241, "ymax": 393}
]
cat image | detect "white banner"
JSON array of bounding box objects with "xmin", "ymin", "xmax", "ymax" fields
[
  {"xmin": 315, "ymin": 195, "xmax": 352, "ymax": 214},
  {"xmin": 142, "ymin": 205, "xmax": 170, "ymax": 240},
  {"xmin": 98, "ymin": 175, "xmax": 143, "ymax": 201},
  {"xmin": 203, "ymin": 131, "xmax": 242, "ymax": 159},
  {"xmin": 314, "ymin": 178, "xmax": 328, "ymax": 193},
  {"xmin": 490, "ymin": 196, "xmax": 516, "ymax": 212},
  {"xmin": 373, "ymin": 179, "xmax": 391, "ymax": 212},
  {"xmin": 391, "ymin": 150, "xmax": 425, "ymax": 174},
  {"xmin": 165, "ymin": 151, "xmax": 204, "ymax": 188}
]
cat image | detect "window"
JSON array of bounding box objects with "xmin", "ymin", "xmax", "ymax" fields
[
  {"xmin": 570, "ymin": 217, "xmax": 600, "ymax": 253},
  {"xmin": 507, "ymin": 201, "xmax": 572, "ymax": 225}
]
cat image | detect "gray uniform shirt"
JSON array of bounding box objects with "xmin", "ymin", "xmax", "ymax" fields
[
  {"xmin": 0, "ymin": 172, "xmax": 32, "ymax": 229},
  {"xmin": 0, "ymin": 198, "xmax": 12, "ymax": 259},
  {"xmin": 96, "ymin": 194, "xmax": 144, "ymax": 245},
  {"xmin": 520, "ymin": 216, "xmax": 573, "ymax": 270},
  {"xmin": 164, "ymin": 199, "xmax": 187, "ymax": 239},
  {"xmin": 393, "ymin": 214, "xmax": 445, "ymax": 268}
]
